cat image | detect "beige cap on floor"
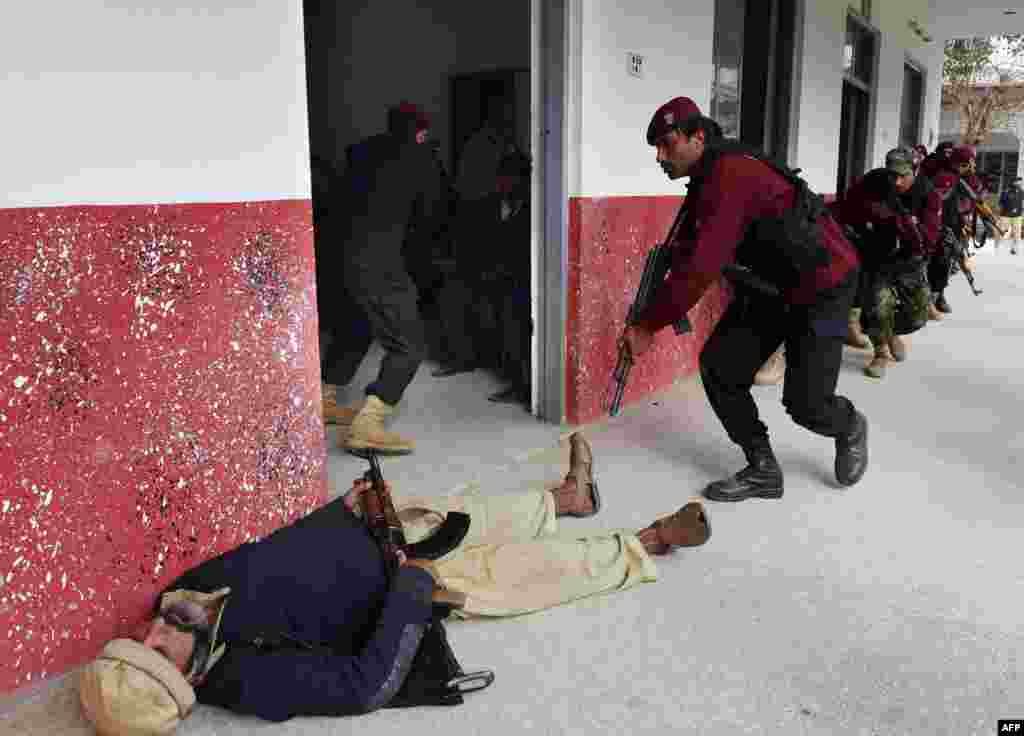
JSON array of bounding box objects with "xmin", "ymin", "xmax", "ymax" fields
[{"xmin": 78, "ymin": 639, "xmax": 195, "ymax": 736}]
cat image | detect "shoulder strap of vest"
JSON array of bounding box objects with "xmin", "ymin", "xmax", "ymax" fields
[{"xmin": 703, "ymin": 140, "xmax": 804, "ymax": 187}]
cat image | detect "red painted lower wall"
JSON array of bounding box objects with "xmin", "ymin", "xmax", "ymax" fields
[
  {"xmin": 566, "ymin": 196, "xmax": 732, "ymax": 426},
  {"xmin": 0, "ymin": 191, "xmax": 810, "ymax": 691},
  {"xmin": 0, "ymin": 200, "xmax": 327, "ymax": 692}
]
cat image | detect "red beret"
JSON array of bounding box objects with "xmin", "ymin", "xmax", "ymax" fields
[
  {"xmin": 647, "ymin": 97, "xmax": 703, "ymax": 145},
  {"xmin": 951, "ymin": 145, "xmax": 976, "ymax": 165},
  {"xmin": 395, "ymin": 101, "xmax": 431, "ymax": 132},
  {"xmin": 933, "ymin": 171, "xmax": 957, "ymax": 190}
]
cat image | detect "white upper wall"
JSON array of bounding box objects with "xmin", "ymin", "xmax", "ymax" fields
[
  {"xmin": 792, "ymin": 0, "xmax": 932, "ymax": 191},
  {"xmin": 919, "ymin": 41, "xmax": 947, "ymax": 152},
  {"xmin": 572, "ymin": 0, "xmax": 714, "ymax": 197},
  {"xmin": 928, "ymin": 0, "xmax": 1024, "ymax": 38},
  {"xmin": 574, "ymin": 0, "xmax": 943, "ymax": 197},
  {"xmin": 0, "ymin": 2, "xmax": 311, "ymax": 209},
  {"xmin": 874, "ymin": 0, "xmax": 941, "ymax": 158}
]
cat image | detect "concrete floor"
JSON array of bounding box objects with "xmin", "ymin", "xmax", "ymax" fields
[{"xmin": 4, "ymin": 245, "xmax": 1024, "ymax": 735}]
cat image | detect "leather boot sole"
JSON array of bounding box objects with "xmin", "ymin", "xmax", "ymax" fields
[
  {"xmin": 660, "ymin": 501, "xmax": 711, "ymax": 546},
  {"xmin": 703, "ymin": 482, "xmax": 784, "ymax": 502},
  {"xmin": 343, "ymin": 420, "xmax": 415, "ymax": 454},
  {"xmin": 703, "ymin": 462, "xmax": 785, "ymax": 501},
  {"xmin": 642, "ymin": 501, "xmax": 711, "ymax": 553},
  {"xmin": 344, "ymin": 437, "xmax": 414, "ymax": 454}
]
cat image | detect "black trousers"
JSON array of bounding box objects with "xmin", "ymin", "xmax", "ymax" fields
[
  {"xmin": 852, "ymin": 265, "xmax": 874, "ymax": 311},
  {"xmin": 322, "ymin": 266, "xmax": 426, "ymax": 406},
  {"xmin": 927, "ymin": 250, "xmax": 951, "ymax": 294},
  {"xmin": 699, "ymin": 271, "xmax": 860, "ymax": 451},
  {"xmin": 320, "ymin": 285, "xmax": 373, "ymax": 387},
  {"xmin": 499, "ymin": 282, "xmax": 533, "ymax": 391},
  {"xmin": 437, "ymin": 274, "xmax": 495, "ymax": 366}
]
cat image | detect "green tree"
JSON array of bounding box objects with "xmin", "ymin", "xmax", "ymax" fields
[{"xmin": 943, "ymin": 35, "xmax": 1024, "ymax": 144}]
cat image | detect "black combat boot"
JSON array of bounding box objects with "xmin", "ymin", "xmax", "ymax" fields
[
  {"xmin": 702, "ymin": 442, "xmax": 784, "ymax": 502},
  {"xmin": 835, "ymin": 410, "xmax": 868, "ymax": 487}
]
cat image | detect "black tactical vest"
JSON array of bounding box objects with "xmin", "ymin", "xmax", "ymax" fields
[{"xmin": 692, "ymin": 140, "xmax": 832, "ymax": 291}]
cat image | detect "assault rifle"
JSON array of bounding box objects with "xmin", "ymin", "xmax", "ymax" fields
[
  {"xmin": 944, "ymin": 226, "xmax": 983, "ymax": 296},
  {"xmin": 958, "ymin": 178, "xmax": 1005, "ymax": 248},
  {"xmin": 605, "ymin": 204, "xmax": 693, "ymax": 417},
  {"xmin": 355, "ymin": 450, "xmax": 494, "ymax": 706},
  {"xmin": 974, "ymin": 199, "xmax": 1005, "ymax": 243},
  {"xmin": 359, "ymin": 450, "xmax": 469, "ymax": 578}
]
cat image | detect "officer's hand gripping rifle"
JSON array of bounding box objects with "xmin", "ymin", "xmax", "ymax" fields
[
  {"xmin": 974, "ymin": 199, "xmax": 1005, "ymax": 244},
  {"xmin": 605, "ymin": 204, "xmax": 692, "ymax": 417},
  {"xmin": 359, "ymin": 452, "xmax": 471, "ymax": 576},
  {"xmin": 958, "ymin": 178, "xmax": 1004, "ymax": 248},
  {"xmin": 357, "ymin": 450, "xmax": 495, "ymax": 703}
]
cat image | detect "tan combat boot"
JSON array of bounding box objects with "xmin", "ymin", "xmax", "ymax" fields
[
  {"xmin": 753, "ymin": 348, "xmax": 785, "ymax": 386},
  {"xmin": 927, "ymin": 302, "xmax": 944, "ymax": 321},
  {"xmin": 324, "ymin": 401, "xmax": 359, "ymax": 445},
  {"xmin": 322, "ymin": 384, "xmax": 359, "ymax": 425},
  {"xmin": 863, "ymin": 344, "xmax": 893, "ymax": 379},
  {"xmin": 845, "ymin": 307, "xmax": 872, "ymax": 349},
  {"xmin": 344, "ymin": 395, "xmax": 415, "ymax": 454},
  {"xmin": 888, "ymin": 335, "xmax": 907, "ymax": 362}
]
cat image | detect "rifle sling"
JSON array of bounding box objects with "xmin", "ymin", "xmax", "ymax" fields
[{"xmin": 404, "ymin": 512, "xmax": 471, "ymax": 561}]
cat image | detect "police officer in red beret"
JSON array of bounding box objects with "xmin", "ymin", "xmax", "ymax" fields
[
  {"xmin": 919, "ymin": 141, "xmax": 956, "ymax": 179},
  {"xmin": 925, "ymin": 144, "xmax": 979, "ymax": 316},
  {"xmin": 620, "ymin": 97, "xmax": 869, "ymax": 502}
]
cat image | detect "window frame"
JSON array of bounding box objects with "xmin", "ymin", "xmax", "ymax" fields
[
  {"xmin": 848, "ymin": 1, "xmax": 871, "ymax": 23},
  {"xmin": 899, "ymin": 58, "xmax": 926, "ymax": 149},
  {"xmin": 843, "ymin": 13, "xmax": 876, "ymax": 93},
  {"xmin": 710, "ymin": 0, "xmax": 746, "ymax": 140}
]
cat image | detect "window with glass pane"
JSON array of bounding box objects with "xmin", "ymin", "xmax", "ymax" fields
[
  {"xmin": 849, "ymin": 0, "xmax": 871, "ymax": 20},
  {"xmin": 711, "ymin": 0, "xmax": 745, "ymax": 139},
  {"xmin": 844, "ymin": 17, "xmax": 875, "ymax": 86},
  {"xmin": 900, "ymin": 64, "xmax": 924, "ymax": 148},
  {"xmin": 1005, "ymin": 153, "xmax": 1019, "ymax": 191}
]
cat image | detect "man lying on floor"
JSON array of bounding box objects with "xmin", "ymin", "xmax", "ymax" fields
[{"xmin": 78, "ymin": 434, "xmax": 710, "ymax": 734}]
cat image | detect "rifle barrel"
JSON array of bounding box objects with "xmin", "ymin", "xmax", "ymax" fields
[{"xmin": 608, "ymin": 202, "xmax": 689, "ymax": 418}]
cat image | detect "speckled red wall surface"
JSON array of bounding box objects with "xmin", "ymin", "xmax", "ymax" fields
[
  {"xmin": 566, "ymin": 196, "xmax": 732, "ymax": 426},
  {"xmin": 0, "ymin": 200, "xmax": 326, "ymax": 692}
]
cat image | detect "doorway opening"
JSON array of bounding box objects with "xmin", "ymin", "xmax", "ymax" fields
[{"xmin": 301, "ymin": 0, "xmax": 556, "ymax": 441}]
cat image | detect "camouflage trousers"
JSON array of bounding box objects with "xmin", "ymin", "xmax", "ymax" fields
[{"xmin": 861, "ymin": 261, "xmax": 931, "ymax": 344}]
